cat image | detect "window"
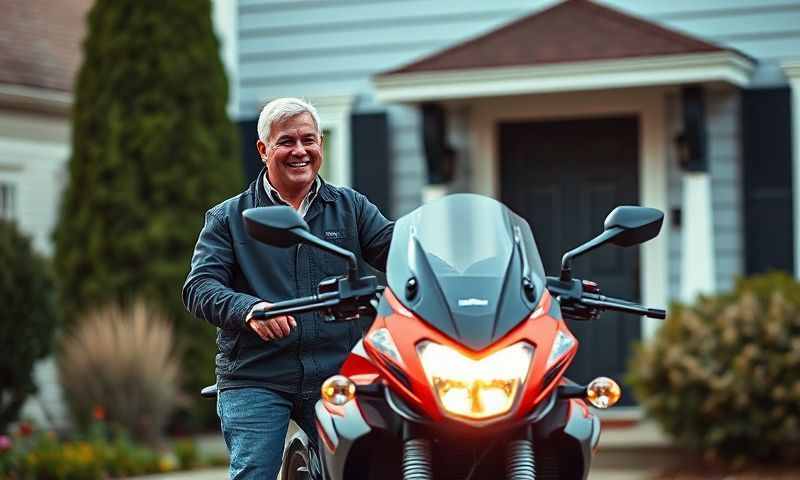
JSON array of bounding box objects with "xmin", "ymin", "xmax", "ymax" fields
[{"xmin": 0, "ymin": 182, "xmax": 16, "ymax": 220}]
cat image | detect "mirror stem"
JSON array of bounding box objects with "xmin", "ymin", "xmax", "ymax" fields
[
  {"xmin": 295, "ymin": 229, "xmax": 360, "ymax": 279},
  {"xmin": 559, "ymin": 228, "xmax": 621, "ymax": 282}
]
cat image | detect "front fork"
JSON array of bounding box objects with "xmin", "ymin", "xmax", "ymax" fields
[{"xmin": 400, "ymin": 431, "xmax": 537, "ymax": 480}]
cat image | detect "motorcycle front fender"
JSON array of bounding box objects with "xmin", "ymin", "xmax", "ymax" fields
[{"xmin": 315, "ymin": 399, "xmax": 372, "ymax": 480}]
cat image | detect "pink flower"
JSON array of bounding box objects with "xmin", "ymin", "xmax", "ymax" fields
[{"xmin": 0, "ymin": 435, "xmax": 12, "ymax": 453}]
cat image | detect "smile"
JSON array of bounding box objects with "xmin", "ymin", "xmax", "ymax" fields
[{"xmin": 287, "ymin": 161, "xmax": 310, "ymax": 168}]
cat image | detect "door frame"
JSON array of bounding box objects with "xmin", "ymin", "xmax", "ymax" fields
[{"xmin": 466, "ymin": 87, "xmax": 670, "ymax": 340}]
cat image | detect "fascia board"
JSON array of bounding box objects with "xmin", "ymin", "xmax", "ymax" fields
[
  {"xmin": 0, "ymin": 84, "xmax": 72, "ymax": 116},
  {"xmin": 374, "ymin": 52, "xmax": 754, "ymax": 103}
]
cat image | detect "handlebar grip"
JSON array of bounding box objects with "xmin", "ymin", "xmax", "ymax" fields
[
  {"xmin": 251, "ymin": 292, "xmax": 339, "ymax": 320},
  {"xmin": 581, "ymin": 294, "xmax": 666, "ymax": 319}
]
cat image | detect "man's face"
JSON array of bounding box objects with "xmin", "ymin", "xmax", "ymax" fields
[{"xmin": 257, "ymin": 112, "xmax": 323, "ymax": 193}]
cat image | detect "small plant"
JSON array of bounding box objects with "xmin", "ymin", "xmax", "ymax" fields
[
  {"xmin": 58, "ymin": 301, "xmax": 181, "ymax": 443},
  {"xmin": 629, "ymin": 272, "xmax": 800, "ymax": 465},
  {"xmin": 0, "ymin": 421, "xmax": 173, "ymax": 480},
  {"xmin": 0, "ymin": 220, "xmax": 59, "ymax": 432}
]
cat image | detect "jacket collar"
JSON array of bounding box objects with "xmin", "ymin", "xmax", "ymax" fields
[{"xmin": 252, "ymin": 167, "xmax": 337, "ymax": 207}]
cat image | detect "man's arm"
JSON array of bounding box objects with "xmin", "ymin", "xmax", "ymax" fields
[
  {"xmin": 355, "ymin": 192, "xmax": 394, "ymax": 272},
  {"xmin": 182, "ymin": 211, "xmax": 262, "ymax": 331}
]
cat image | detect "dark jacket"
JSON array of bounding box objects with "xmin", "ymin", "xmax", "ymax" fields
[{"xmin": 182, "ymin": 170, "xmax": 393, "ymax": 393}]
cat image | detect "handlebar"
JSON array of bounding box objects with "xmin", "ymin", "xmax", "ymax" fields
[
  {"xmin": 580, "ymin": 292, "xmax": 666, "ymax": 319},
  {"xmin": 546, "ymin": 276, "xmax": 665, "ymax": 321},
  {"xmin": 251, "ymin": 276, "xmax": 381, "ymax": 322},
  {"xmin": 251, "ymin": 291, "xmax": 341, "ymax": 320}
]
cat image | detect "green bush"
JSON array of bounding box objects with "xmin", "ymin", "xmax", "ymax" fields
[
  {"xmin": 53, "ymin": 0, "xmax": 242, "ymax": 428},
  {"xmin": 629, "ymin": 272, "xmax": 800, "ymax": 464},
  {"xmin": 0, "ymin": 220, "xmax": 58, "ymax": 432}
]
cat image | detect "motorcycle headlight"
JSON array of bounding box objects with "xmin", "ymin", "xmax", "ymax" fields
[{"xmin": 416, "ymin": 341, "xmax": 533, "ymax": 420}]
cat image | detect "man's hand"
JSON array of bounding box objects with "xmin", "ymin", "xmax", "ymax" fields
[{"xmin": 246, "ymin": 301, "xmax": 297, "ymax": 342}]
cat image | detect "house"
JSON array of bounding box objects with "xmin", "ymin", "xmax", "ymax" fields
[
  {"xmin": 233, "ymin": 0, "xmax": 800, "ymax": 399},
  {"xmin": 4, "ymin": 0, "xmax": 797, "ymax": 419}
]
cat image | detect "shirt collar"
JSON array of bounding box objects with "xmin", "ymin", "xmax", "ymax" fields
[{"xmin": 263, "ymin": 173, "xmax": 320, "ymax": 216}]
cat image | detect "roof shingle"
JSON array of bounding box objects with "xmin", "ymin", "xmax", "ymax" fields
[
  {"xmin": 385, "ymin": 0, "xmax": 729, "ymax": 75},
  {"xmin": 0, "ymin": 0, "xmax": 92, "ymax": 92}
]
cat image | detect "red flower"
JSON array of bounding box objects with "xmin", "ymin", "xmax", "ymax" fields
[
  {"xmin": 92, "ymin": 405, "xmax": 106, "ymax": 421},
  {"xmin": 18, "ymin": 422, "xmax": 33, "ymax": 437}
]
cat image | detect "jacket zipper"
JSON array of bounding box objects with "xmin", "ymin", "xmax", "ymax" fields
[{"xmin": 296, "ymin": 243, "xmax": 303, "ymax": 394}]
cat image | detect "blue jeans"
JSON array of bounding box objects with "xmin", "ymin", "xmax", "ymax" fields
[{"xmin": 217, "ymin": 387, "xmax": 319, "ymax": 480}]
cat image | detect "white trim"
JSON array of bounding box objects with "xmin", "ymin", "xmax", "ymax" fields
[
  {"xmin": 782, "ymin": 60, "xmax": 800, "ymax": 279},
  {"xmin": 306, "ymin": 95, "xmax": 354, "ymax": 187},
  {"xmin": 680, "ymin": 173, "xmax": 716, "ymax": 302},
  {"xmin": 467, "ymin": 88, "xmax": 670, "ymax": 340},
  {"xmin": 375, "ymin": 52, "xmax": 754, "ymax": 103},
  {"xmin": 0, "ymin": 84, "xmax": 71, "ymax": 115}
]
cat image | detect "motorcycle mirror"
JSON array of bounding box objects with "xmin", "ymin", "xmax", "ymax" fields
[
  {"xmin": 242, "ymin": 206, "xmax": 360, "ymax": 279},
  {"xmin": 243, "ymin": 206, "xmax": 310, "ymax": 247},
  {"xmin": 603, "ymin": 206, "xmax": 664, "ymax": 247},
  {"xmin": 559, "ymin": 206, "xmax": 664, "ymax": 281}
]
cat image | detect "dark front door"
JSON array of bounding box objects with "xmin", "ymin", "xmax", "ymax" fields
[{"xmin": 500, "ymin": 116, "xmax": 641, "ymax": 405}]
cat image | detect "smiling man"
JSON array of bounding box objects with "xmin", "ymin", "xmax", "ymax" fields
[{"xmin": 182, "ymin": 98, "xmax": 394, "ymax": 480}]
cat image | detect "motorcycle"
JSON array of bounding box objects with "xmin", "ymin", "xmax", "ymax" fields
[{"xmin": 202, "ymin": 193, "xmax": 665, "ymax": 480}]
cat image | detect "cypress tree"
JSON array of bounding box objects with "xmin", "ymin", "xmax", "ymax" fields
[{"xmin": 54, "ymin": 0, "xmax": 242, "ymax": 425}]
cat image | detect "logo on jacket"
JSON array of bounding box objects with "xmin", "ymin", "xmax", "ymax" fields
[{"xmin": 324, "ymin": 231, "xmax": 346, "ymax": 240}]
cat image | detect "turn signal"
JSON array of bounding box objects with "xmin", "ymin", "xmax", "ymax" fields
[
  {"xmin": 586, "ymin": 377, "xmax": 621, "ymax": 409},
  {"xmin": 321, "ymin": 375, "xmax": 356, "ymax": 407}
]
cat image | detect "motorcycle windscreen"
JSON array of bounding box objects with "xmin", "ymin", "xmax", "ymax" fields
[{"xmin": 386, "ymin": 194, "xmax": 546, "ymax": 351}]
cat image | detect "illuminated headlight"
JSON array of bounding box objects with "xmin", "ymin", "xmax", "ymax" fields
[
  {"xmin": 416, "ymin": 341, "xmax": 533, "ymax": 420},
  {"xmin": 545, "ymin": 330, "xmax": 575, "ymax": 369},
  {"xmin": 367, "ymin": 328, "xmax": 404, "ymax": 366}
]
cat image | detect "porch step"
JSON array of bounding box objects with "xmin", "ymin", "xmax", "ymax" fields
[{"xmin": 592, "ymin": 411, "xmax": 682, "ymax": 472}]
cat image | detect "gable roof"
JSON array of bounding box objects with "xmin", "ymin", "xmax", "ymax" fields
[{"xmin": 385, "ymin": 0, "xmax": 736, "ymax": 76}]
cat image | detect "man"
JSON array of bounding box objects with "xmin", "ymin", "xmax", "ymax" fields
[{"xmin": 182, "ymin": 97, "xmax": 393, "ymax": 479}]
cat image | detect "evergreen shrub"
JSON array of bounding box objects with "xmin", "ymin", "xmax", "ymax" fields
[
  {"xmin": 629, "ymin": 272, "xmax": 800, "ymax": 464},
  {"xmin": 0, "ymin": 220, "xmax": 58, "ymax": 432}
]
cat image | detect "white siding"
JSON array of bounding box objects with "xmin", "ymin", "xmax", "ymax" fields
[
  {"xmin": 707, "ymin": 89, "xmax": 744, "ymax": 292},
  {"xmin": 387, "ymin": 105, "xmax": 425, "ymax": 216}
]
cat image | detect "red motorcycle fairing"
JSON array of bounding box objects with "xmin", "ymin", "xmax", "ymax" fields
[
  {"xmin": 313, "ymin": 338, "xmax": 599, "ymax": 480},
  {"xmin": 359, "ymin": 287, "xmax": 578, "ymax": 425}
]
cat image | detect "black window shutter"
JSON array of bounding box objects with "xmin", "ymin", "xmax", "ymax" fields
[
  {"xmin": 351, "ymin": 112, "xmax": 391, "ymax": 217},
  {"xmin": 742, "ymin": 87, "xmax": 795, "ymax": 275},
  {"xmin": 238, "ymin": 118, "xmax": 261, "ymax": 185}
]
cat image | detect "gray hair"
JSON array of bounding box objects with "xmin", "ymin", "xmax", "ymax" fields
[{"xmin": 257, "ymin": 97, "xmax": 322, "ymax": 142}]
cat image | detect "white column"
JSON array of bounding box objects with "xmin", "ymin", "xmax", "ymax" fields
[
  {"xmin": 782, "ymin": 61, "xmax": 800, "ymax": 279},
  {"xmin": 680, "ymin": 172, "xmax": 716, "ymax": 302},
  {"xmin": 639, "ymin": 95, "xmax": 669, "ymax": 341},
  {"xmin": 211, "ymin": 0, "xmax": 239, "ymax": 119}
]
